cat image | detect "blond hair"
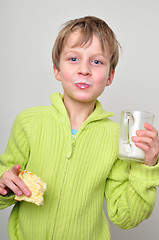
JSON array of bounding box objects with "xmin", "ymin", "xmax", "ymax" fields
[{"xmin": 52, "ymin": 16, "xmax": 120, "ymax": 73}]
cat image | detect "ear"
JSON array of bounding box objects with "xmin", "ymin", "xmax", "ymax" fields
[
  {"xmin": 54, "ymin": 66, "xmax": 61, "ymax": 82},
  {"xmin": 106, "ymin": 71, "xmax": 115, "ymax": 86}
]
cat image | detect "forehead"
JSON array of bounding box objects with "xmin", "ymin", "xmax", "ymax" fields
[{"xmin": 63, "ymin": 31, "xmax": 110, "ymax": 55}]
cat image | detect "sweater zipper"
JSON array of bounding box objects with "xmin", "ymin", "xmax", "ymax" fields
[
  {"xmin": 52, "ymin": 130, "xmax": 75, "ymax": 239},
  {"xmin": 67, "ymin": 133, "xmax": 76, "ymax": 159},
  {"xmin": 67, "ymin": 124, "xmax": 87, "ymax": 159}
]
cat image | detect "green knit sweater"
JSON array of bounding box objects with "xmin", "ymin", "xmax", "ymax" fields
[{"xmin": 0, "ymin": 93, "xmax": 159, "ymax": 240}]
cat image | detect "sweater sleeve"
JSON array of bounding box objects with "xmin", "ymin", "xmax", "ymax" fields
[
  {"xmin": 105, "ymin": 157, "xmax": 159, "ymax": 229},
  {"xmin": 0, "ymin": 111, "xmax": 30, "ymax": 209}
]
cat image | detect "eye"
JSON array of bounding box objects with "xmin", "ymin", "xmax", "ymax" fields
[
  {"xmin": 93, "ymin": 60, "xmax": 102, "ymax": 65},
  {"xmin": 69, "ymin": 57, "xmax": 78, "ymax": 62}
]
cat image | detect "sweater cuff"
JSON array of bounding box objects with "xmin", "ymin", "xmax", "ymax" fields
[
  {"xmin": 0, "ymin": 193, "xmax": 16, "ymax": 209},
  {"xmin": 130, "ymin": 157, "xmax": 159, "ymax": 182}
]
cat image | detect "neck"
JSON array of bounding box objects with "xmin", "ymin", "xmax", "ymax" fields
[{"xmin": 63, "ymin": 95, "xmax": 96, "ymax": 130}]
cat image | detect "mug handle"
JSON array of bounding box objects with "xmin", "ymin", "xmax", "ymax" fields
[{"xmin": 123, "ymin": 112, "xmax": 134, "ymax": 153}]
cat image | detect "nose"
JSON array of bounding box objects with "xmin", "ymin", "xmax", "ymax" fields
[{"xmin": 77, "ymin": 61, "xmax": 91, "ymax": 76}]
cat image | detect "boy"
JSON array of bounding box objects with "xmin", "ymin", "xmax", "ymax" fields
[{"xmin": 0, "ymin": 16, "xmax": 159, "ymax": 240}]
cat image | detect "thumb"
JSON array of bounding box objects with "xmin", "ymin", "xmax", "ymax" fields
[{"xmin": 11, "ymin": 164, "xmax": 21, "ymax": 176}]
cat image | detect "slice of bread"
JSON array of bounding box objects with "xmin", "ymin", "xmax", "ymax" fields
[{"xmin": 14, "ymin": 170, "xmax": 47, "ymax": 206}]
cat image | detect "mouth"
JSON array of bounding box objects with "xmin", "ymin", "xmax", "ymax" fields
[
  {"xmin": 75, "ymin": 83, "xmax": 91, "ymax": 89},
  {"xmin": 72, "ymin": 79, "xmax": 94, "ymax": 89}
]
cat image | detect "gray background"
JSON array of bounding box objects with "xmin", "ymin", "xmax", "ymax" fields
[{"xmin": 0, "ymin": 0, "xmax": 159, "ymax": 239}]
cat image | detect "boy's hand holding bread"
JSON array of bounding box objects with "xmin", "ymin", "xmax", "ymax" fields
[{"xmin": 0, "ymin": 165, "xmax": 46, "ymax": 206}]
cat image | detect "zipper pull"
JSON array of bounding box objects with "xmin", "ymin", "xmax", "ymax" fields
[
  {"xmin": 67, "ymin": 145, "xmax": 72, "ymax": 159},
  {"xmin": 67, "ymin": 136, "xmax": 76, "ymax": 159}
]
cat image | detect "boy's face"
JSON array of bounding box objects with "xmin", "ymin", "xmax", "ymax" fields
[{"xmin": 54, "ymin": 31, "xmax": 114, "ymax": 105}]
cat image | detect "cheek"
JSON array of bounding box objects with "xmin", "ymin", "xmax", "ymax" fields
[
  {"xmin": 60, "ymin": 67, "xmax": 73, "ymax": 82},
  {"xmin": 94, "ymin": 70, "xmax": 108, "ymax": 85},
  {"xmin": 62, "ymin": 73, "xmax": 69, "ymax": 81}
]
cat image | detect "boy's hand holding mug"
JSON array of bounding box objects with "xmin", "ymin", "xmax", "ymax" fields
[
  {"xmin": 118, "ymin": 110, "xmax": 159, "ymax": 166},
  {"xmin": 132, "ymin": 122, "xmax": 159, "ymax": 166}
]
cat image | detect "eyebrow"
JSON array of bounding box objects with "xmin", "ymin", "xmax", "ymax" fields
[{"xmin": 63, "ymin": 50, "xmax": 105, "ymax": 57}]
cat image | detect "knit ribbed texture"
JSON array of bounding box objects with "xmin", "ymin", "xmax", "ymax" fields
[{"xmin": 0, "ymin": 92, "xmax": 159, "ymax": 240}]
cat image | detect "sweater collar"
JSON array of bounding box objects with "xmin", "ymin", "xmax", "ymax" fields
[{"xmin": 49, "ymin": 92, "xmax": 114, "ymax": 124}]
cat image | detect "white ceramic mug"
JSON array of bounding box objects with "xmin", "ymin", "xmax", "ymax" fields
[{"xmin": 118, "ymin": 110, "xmax": 155, "ymax": 163}]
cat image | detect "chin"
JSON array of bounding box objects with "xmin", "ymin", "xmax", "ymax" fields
[{"xmin": 75, "ymin": 96, "xmax": 96, "ymax": 104}]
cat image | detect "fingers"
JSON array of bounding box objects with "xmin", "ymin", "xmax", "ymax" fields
[
  {"xmin": 0, "ymin": 183, "xmax": 8, "ymax": 195},
  {"xmin": 11, "ymin": 164, "xmax": 21, "ymax": 175},
  {"xmin": 3, "ymin": 179, "xmax": 23, "ymax": 196},
  {"xmin": 132, "ymin": 135, "xmax": 153, "ymax": 145},
  {"xmin": 131, "ymin": 123, "xmax": 159, "ymax": 166},
  {"xmin": 0, "ymin": 165, "xmax": 31, "ymax": 197},
  {"xmin": 13, "ymin": 174, "xmax": 31, "ymax": 197},
  {"xmin": 136, "ymin": 129, "xmax": 158, "ymax": 140},
  {"xmin": 144, "ymin": 122, "xmax": 158, "ymax": 135},
  {"xmin": 132, "ymin": 123, "xmax": 158, "ymax": 144}
]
